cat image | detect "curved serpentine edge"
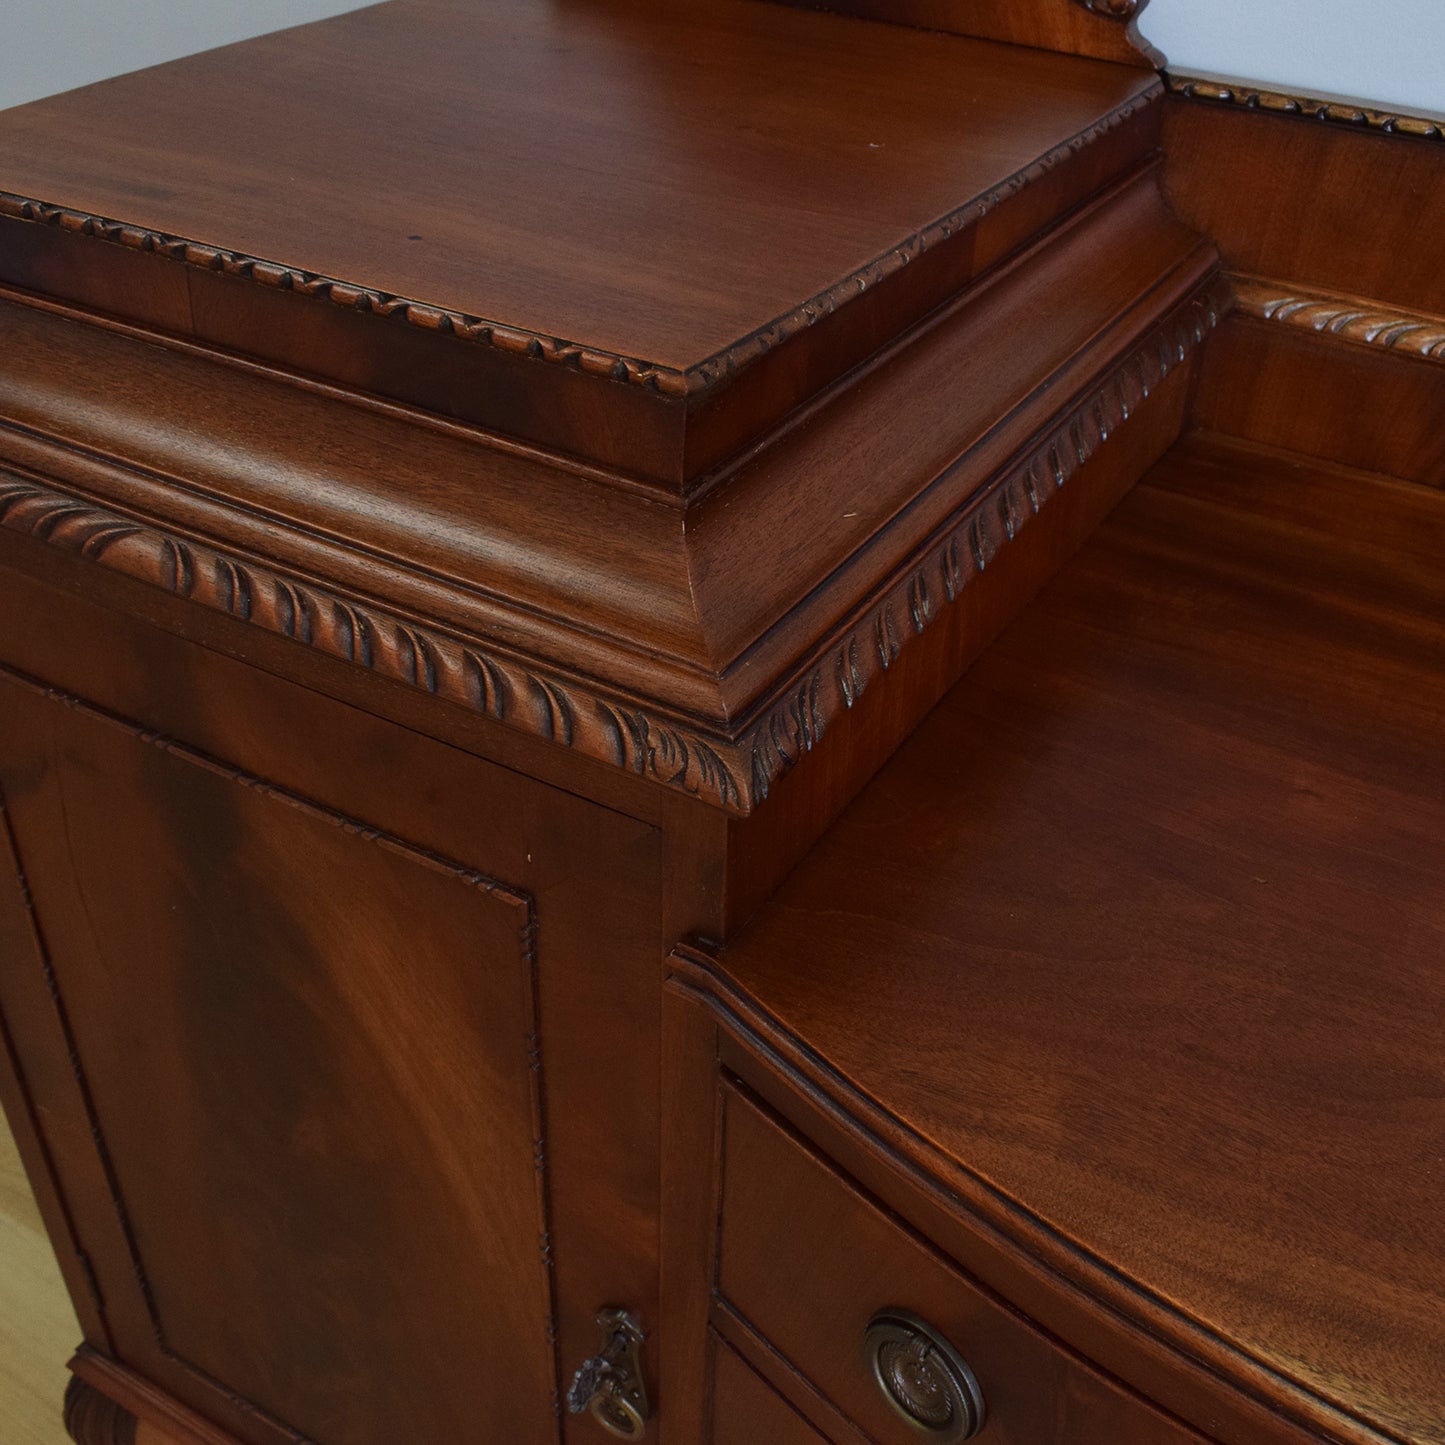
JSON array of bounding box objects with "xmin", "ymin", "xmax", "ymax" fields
[
  {"xmin": 0, "ymin": 278, "xmax": 1225, "ymax": 814},
  {"xmin": 1233, "ymin": 277, "xmax": 1445, "ymax": 362},
  {"xmin": 0, "ymin": 91, "xmax": 1158, "ymax": 400},
  {"xmin": 668, "ymin": 950, "xmax": 1379, "ymax": 1445}
]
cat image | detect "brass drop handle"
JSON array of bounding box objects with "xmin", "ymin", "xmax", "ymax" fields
[
  {"xmin": 865, "ymin": 1309, "xmax": 986, "ymax": 1441},
  {"xmin": 567, "ymin": 1308, "xmax": 651, "ymax": 1439}
]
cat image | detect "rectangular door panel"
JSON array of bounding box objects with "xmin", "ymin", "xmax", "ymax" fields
[{"xmin": 0, "ymin": 671, "xmax": 561, "ymax": 1445}]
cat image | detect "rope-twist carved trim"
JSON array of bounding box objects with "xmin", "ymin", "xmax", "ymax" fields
[
  {"xmin": 0, "ymin": 93, "xmax": 1158, "ymax": 399},
  {"xmin": 0, "ymin": 191, "xmax": 689, "ymax": 395}
]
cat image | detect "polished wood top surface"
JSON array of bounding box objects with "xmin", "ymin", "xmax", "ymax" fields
[
  {"xmin": 714, "ymin": 435, "xmax": 1445, "ymax": 1444},
  {"xmin": 0, "ymin": 0, "xmax": 1153, "ymax": 376}
]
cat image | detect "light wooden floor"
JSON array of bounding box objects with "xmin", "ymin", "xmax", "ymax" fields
[{"xmin": 0, "ymin": 1110, "xmax": 78, "ymax": 1445}]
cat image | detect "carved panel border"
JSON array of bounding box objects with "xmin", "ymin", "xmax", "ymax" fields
[
  {"xmin": 1166, "ymin": 73, "xmax": 1445, "ymax": 143},
  {"xmin": 0, "ymin": 278, "xmax": 1224, "ymax": 812},
  {"xmin": 1232, "ymin": 276, "xmax": 1445, "ymax": 362},
  {"xmin": 0, "ymin": 93, "xmax": 1157, "ymax": 398},
  {"xmin": 0, "ymin": 675, "xmax": 554, "ymax": 1445}
]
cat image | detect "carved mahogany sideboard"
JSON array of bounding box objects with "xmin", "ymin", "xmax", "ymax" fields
[{"xmin": 0, "ymin": 3, "xmax": 1440, "ymax": 1444}]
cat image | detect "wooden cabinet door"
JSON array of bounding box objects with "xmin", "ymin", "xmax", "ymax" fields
[{"xmin": 0, "ymin": 660, "xmax": 659, "ymax": 1445}]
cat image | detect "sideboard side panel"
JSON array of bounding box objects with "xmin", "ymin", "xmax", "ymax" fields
[
  {"xmin": 0, "ymin": 563, "xmax": 666, "ymax": 1445},
  {"xmin": 0, "ymin": 672, "xmax": 561, "ymax": 1443},
  {"xmin": 0, "ymin": 781, "xmax": 109, "ymax": 1351}
]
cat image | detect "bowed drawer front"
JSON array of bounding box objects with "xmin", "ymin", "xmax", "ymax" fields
[{"xmin": 712, "ymin": 1081, "xmax": 1209, "ymax": 1445}]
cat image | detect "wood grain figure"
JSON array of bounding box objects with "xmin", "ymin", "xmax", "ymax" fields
[{"xmin": 0, "ymin": 8, "xmax": 1439, "ymax": 1445}]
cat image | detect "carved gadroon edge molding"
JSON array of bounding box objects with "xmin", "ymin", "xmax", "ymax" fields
[
  {"xmin": 1166, "ymin": 73, "xmax": 1445, "ymax": 143},
  {"xmin": 1233, "ymin": 277, "xmax": 1445, "ymax": 362},
  {"xmin": 0, "ymin": 279, "xmax": 1224, "ymax": 814},
  {"xmin": 0, "ymin": 95, "xmax": 1157, "ymax": 399}
]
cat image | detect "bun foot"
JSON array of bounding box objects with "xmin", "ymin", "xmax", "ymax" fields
[{"xmin": 64, "ymin": 1375, "xmax": 138, "ymax": 1445}]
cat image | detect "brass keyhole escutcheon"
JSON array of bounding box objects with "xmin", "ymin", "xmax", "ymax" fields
[{"xmin": 567, "ymin": 1308, "xmax": 651, "ymax": 1439}]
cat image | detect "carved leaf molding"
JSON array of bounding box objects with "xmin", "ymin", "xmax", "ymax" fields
[
  {"xmin": 0, "ymin": 475, "xmax": 750, "ymax": 809},
  {"xmin": 745, "ymin": 278, "xmax": 1226, "ymax": 802},
  {"xmin": 1234, "ymin": 277, "xmax": 1445, "ymax": 362},
  {"xmin": 0, "ymin": 279, "xmax": 1225, "ymax": 814}
]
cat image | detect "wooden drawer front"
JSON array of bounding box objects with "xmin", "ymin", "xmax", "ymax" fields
[
  {"xmin": 717, "ymin": 1084, "xmax": 1205, "ymax": 1445},
  {"xmin": 712, "ymin": 1334, "xmax": 831, "ymax": 1445}
]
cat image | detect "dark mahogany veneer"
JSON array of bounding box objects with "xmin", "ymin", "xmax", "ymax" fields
[{"xmin": 0, "ymin": 2, "xmax": 1440, "ymax": 1443}]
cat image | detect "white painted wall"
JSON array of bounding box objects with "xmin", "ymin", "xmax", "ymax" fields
[
  {"xmin": 0, "ymin": 0, "xmax": 1440, "ymax": 115},
  {"xmin": 0, "ymin": 1, "xmax": 374, "ymax": 110},
  {"xmin": 1142, "ymin": 0, "xmax": 1445, "ymax": 115}
]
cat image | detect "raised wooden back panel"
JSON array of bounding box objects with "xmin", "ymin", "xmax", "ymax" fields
[
  {"xmin": 759, "ymin": 0, "xmax": 1160, "ymax": 66},
  {"xmin": 1163, "ymin": 81, "xmax": 1445, "ymax": 486}
]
